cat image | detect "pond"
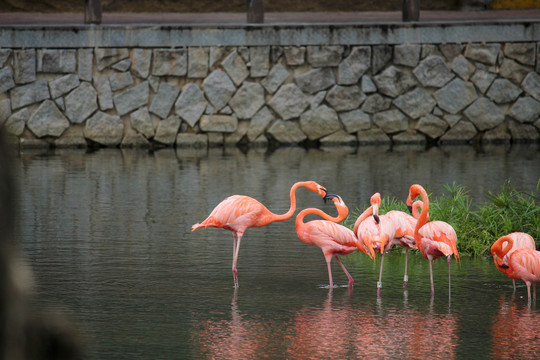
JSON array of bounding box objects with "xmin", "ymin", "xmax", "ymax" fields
[{"xmin": 13, "ymin": 144, "xmax": 540, "ymax": 359}]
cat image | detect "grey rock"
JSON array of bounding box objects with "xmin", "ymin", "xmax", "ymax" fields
[
  {"xmin": 130, "ymin": 107, "xmax": 156, "ymax": 138},
  {"xmin": 484, "ymin": 123, "xmax": 511, "ymax": 143},
  {"xmin": 361, "ymin": 75, "xmax": 377, "ymax": 93},
  {"xmin": 222, "ymin": 50, "xmax": 248, "ymax": 86},
  {"xmin": 357, "ymin": 128, "xmax": 391, "ymax": 145},
  {"xmin": 238, "ymin": 47, "xmax": 250, "ymax": 62},
  {"xmin": 415, "ymin": 114, "xmax": 448, "ymax": 139},
  {"xmin": 307, "ymin": 46, "xmax": 343, "ymax": 67},
  {"xmin": 65, "ymin": 82, "xmax": 98, "ymax": 123},
  {"xmin": 109, "ymin": 71, "xmax": 134, "ymax": 92},
  {"xmin": 250, "ymin": 47, "xmax": 270, "ymax": 77},
  {"xmin": 521, "ymin": 72, "xmax": 540, "ymax": 101},
  {"xmin": 470, "ymin": 70, "xmax": 496, "ymax": 93},
  {"xmin": 444, "ymin": 114, "xmax": 462, "ymax": 127},
  {"xmin": 320, "ymin": 130, "xmax": 357, "ymax": 146},
  {"xmin": 284, "ymin": 46, "xmax": 306, "ymax": 65},
  {"xmin": 373, "ymin": 109, "xmax": 408, "ymax": 134},
  {"xmin": 372, "ymin": 45, "xmax": 392, "ymax": 74},
  {"xmin": 452, "ymin": 55, "xmax": 475, "ymax": 81},
  {"xmin": 113, "ymin": 81, "xmax": 150, "ymax": 116},
  {"xmin": 499, "ymin": 58, "xmax": 530, "ymax": 84},
  {"xmin": 393, "ymin": 130, "xmax": 426, "ymax": 144},
  {"xmin": 339, "ymin": 109, "xmax": 371, "ymax": 133},
  {"xmin": 421, "ymin": 44, "xmax": 441, "ymax": 59},
  {"xmin": 394, "ymin": 44, "xmax": 421, "ymax": 67},
  {"xmin": 176, "ymin": 133, "xmax": 208, "ymax": 148},
  {"xmin": 267, "ymin": 119, "xmax": 307, "ymax": 144},
  {"xmin": 413, "ymin": 55, "xmax": 455, "ymax": 88},
  {"xmin": 271, "ymin": 46, "xmax": 284, "ymax": 63},
  {"xmin": 393, "ymin": 87, "xmax": 436, "ymax": 119},
  {"xmin": 247, "ymin": 106, "xmax": 274, "ymax": 141},
  {"xmin": 93, "ymin": 75, "xmax": 114, "ymax": 110},
  {"xmin": 54, "ymin": 125, "xmax": 87, "ymax": 148},
  {"xmin": 439, "ymin": 44, "xmax": 465, "ymax": 62},
  {"xmin": 84, "ymin": 111, "xmax": 124, "ymax": 146},
  {"xmin": 27, "ymin": 100, "xmax": 69, "ymax": 138},
  {"xmin": 154, "ymin": 115, "xmax": 182, "ymax": 145},
  {"xmin": 148, "ymin": 75, "xmax": 160, "ymax": 93},
  {"xmin": 10, "ymin": 80, "xmax": 50, "ymax": 110},
  {"xmin": 207, "ymin": 132, "xmax": 224, "ymax": 147},
  {"xmin": 37, "ymin": 49, "xmax": 76, "ymax": 73},
  {"xmin": 131, "ymin": 49, "xmax": 152, "ymax": 78},
  {"xmin": 310, "ymin": 91, "xmax": 326, "ymax": 109},
  {"xmin": 149, "ymin": 82, "xmax": 180, "ymax": 119},
  {"xmin": 486, "ymin": 78, "xmax": 522, "ymax": 104},
  {"xmin": 325, "ymin": 85, "xmax": 365, "ymax": 112},
  {"xmin": 260, "ymin": 63, "xmax": 289, "ymax": 94},
  {"xmin": 508, "ymin": 96, "xmax": 540, "ymax": 123},
  {"xmin": 209, "ymin": 47, "xmax": 226, "ymax": 68},
  {"xmin": 361, "ymin": 94, "xmax": 392, "ymax": 114},
  {"xmin": 373, "ymin": 66, "xmax": 417, "ymax": 98},
  {"xmin": 295, "ymin": 67, "xmax": 336, "ymax": 94},
  {"xmin": 503, "ymin": 43, "xmax": 535, "ymax": 66},
  {"xmin": 434, "ymin": 78, "xmax": 478, "ymax": 114},
  {"xmin": 13, "ymin": 49, "xmax": 36, "ymax": 84},
  {"xmin": 225, "ymin": 120, "xmax": 249, "ymax": 146},
  {"xmin": 464, "ymin": 43, "xmax": 501, "ymax": 65},
  {"xmin": 440, "ymin": 120, "xmax": 477, "ymax": 143},
  {"xmin": 152, "ymin": 48, "xmax": 187, "ymax": 76},
  {"xmin": 200, "ymin": 114, "xmax": 238, "ymax": 133},
  {"xmin": 95, "ymin": 48, "xmax": 129, "ymax": 71},
  {"xmin": 0, "ymin": 49, "xmax": 11, "ymax": 67},
  {"xmin": 463, "ymin": 97, "xmax": 505, "ymax": 131},
  {"xmin": 0, "ymin": 99, "xmax": 11, "ymax": 125},
  {"xmin": 188, "ymin": 47, "xmax": 209, "ymax": 78},
  {"xmin": 338, "ymin": 46, "xmax": 370, "ymax": 85},
  {"xmin": 112, "ymin": 59, "xmax": 131, "ymax": 72},
  {"xmin": 229, "ymin": 82, "xmax": 265, "ymax": 119},
  {"xmin": 175, "ymin": 83, "xmax": 207, "ymax": 127},
  {"xmin": 203, "ymin": 70, "xmax": 236, "ymax": 110},
  {"xmin": 5, "ymin": 108, "xmax": 29, "ymax": 136},
  {"xmin": 121, "ymin": 122, "xmax": 151, "ymax": 148},
  {"xmin": 268, "ymin": 83, "xmax": 309, "ymax": 120},
  {"xmin": 508, "ymin": 121, "xmax": 539, "ymax": 142},
  {"xmin": 300, "ymin": 105, "xmax": 341, "ymax": 140},
  {"xmin": 49, "ymin": 73, "xmax": 80, "ymax": 99},
  {"xmin": 78, "ymin": 49, "xmax": 93, "ymax": 82},
  {"xmin": 0, "ymin": 67, "xmax": 15, "ymax": 93},
  {"xmin": 220, "ymin": 106, "xmax": 233, "ymax": 115},
  {"xmin": 54, "ymin": 97, "xmax": 65, "ymax": 111}
]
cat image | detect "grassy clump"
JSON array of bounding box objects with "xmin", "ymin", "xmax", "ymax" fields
[{"xmin": 346, "ymin": 181, "xmax": 540, "ymax": 256}]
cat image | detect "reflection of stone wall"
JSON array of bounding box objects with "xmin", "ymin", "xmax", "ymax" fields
[{"xmin": 1, "ymin": 42, "xmax": 539, "ymax": 149}]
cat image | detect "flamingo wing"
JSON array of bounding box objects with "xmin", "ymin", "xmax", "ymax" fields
[
  {"xmin": 509, "ymin": 249, "xmax": 540, "ymax": 283},
  {"xmin": 302, "ymin": 220, "xmax": 359, "ymax": 255},
  {"xmin": 419, "ymin": 221, "xmax": 460, "ymax": 262}
]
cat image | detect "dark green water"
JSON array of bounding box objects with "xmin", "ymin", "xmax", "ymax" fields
[{"xmin": 13, "ymin": 144, "xmax": 540, "ymax": 359}]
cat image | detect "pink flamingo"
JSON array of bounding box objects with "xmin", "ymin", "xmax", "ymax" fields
[
  {"xmin": 354, "ymin": 193, "xmax": 420, "ymax": 294},
  {"xmin": 491, "ymin": 235, "xmax": 540, "ymax": 302},
  {"xmin": 407, "ymin": 184, "xmax": 460, "ymax": 296},
  {"xmin": 491, "ymin": 232, "xmax": 536, "ymax": 291},
  {"xmin": 192, "ymin": 181, "xmax": 328, "ymax": 287},
  {"xmin": 295, "ymin": 194, "xmax": 374, "ymax": 288}
]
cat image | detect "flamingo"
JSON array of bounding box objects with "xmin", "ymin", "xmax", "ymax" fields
[
  {"xmin": 491, "ymin": 235, "xmax": 540, "ymax": 302},
  {"xmin": 407, "ymin": 184, "xmax": 460, "ymax": 296},
  {"xmin": 295, "ymin": 194, "xmax": 374, "ymax": 288},
  {"xmin": 490, "ymin": 232, "xmax": 536, "ymax": 291},
  {"xmin": 354, "ymin": 193, "xmax": 420, "ymax": 294},
  {"xmin": 192, "ymin": 181, "xmax": 328, "ymax": 287}
]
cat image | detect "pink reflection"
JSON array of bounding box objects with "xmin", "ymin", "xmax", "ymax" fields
[{"xmin": 490, "ymin": 295, "xmax": 540, "ymax": 359}]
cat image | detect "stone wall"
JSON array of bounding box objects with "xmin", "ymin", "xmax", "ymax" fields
[{"xmin": 1, "ymin": 30, "xmax": 540, "ymax": 149}]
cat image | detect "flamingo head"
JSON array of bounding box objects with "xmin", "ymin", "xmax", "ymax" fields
[
  {"xmin": 491, "ymin": 236, "xmax": 513, "ymax": 269},
  {"xmin": 304, "ymin": 181, "xmax": 328, "ymax": 198},
  {"xmin": 323, "ymin": 194, "xmax": 349, "ymax": 221},
  {"xmin": 370, "ymin": 193, "xmax": 381, "ymax": 223}
]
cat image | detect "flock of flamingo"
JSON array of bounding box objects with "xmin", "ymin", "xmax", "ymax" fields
[{"xmin": 192, "ymin": 181, "xmax": 540, "ymax": 301}]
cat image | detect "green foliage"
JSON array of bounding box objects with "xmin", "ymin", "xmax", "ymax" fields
[{"xmin": 347, "ymin": 181, "xmax": 540, "ymax": 256}]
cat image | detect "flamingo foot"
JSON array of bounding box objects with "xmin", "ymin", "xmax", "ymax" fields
[
  {"xmin": 403, "ymin": 275, "xmax": 408, "ymax": 290},
  {"xmin": 232, "ymin": 266, "xmax": 239, "ymax": 288},
  {"xmin": 377, "ymin": 287, "xmax": 382, "ymax": 298}
]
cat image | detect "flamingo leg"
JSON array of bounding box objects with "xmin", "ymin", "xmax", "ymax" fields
[
  {"xmin": 429, "ymin": 258, "xmax": 434, "ymax": 296},
  {"xmin": 512, "ymin": 279, "xmax": 516, "ymax": 292},
  {"xmin": 526, "ymin": 282, "xmax": 531, "ymax": 303},
  {"xmin": 232, "ymin": 232, "xmax": 243, "ymax": 288},
  {"xmin": 326, "ymin": 257, "xmax": 334, "ymax": 289},
  {"xmin": 403, "ymin": 248, "xmax": 409, "ymax": 290},
  {"xmin": 447, "ymin": 255, "xmax": 452, "ymax": 300},
  {"xmin": 377, "ymin": 252, "xmax": 385, "ymax": 297},
  {"xmin": 335, "ymin": 255, "xmax": 354, "ymax": 287}
]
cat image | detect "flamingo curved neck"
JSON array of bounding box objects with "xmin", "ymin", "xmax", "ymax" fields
[
  {"xmin": 412, "ymin": 187, "xmax": 430, "ymax": 239},
  {"xmin": 296, "ymin": 204, "xmax": 347, "ymax": 227},
  {"xmin": 271, "ymin": 182, "xmax": 306, "ymax": 222},
  {"xmin": 353, "ymin": 206, "xmax": 373, "ymax": 234}
]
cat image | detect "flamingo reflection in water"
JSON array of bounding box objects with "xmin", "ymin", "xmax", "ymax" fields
[{"xmin": 490, "ymin": 295, "xmax": 540, "ymax": 359}]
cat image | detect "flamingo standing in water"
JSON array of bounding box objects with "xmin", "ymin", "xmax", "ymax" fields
[
  {"xmin": 491, "ymin": 232, "xmax": 536, "ymax": 291},
  {"xmin": 491, "ymin": 235, "xmax": 540, "ymax": 302},
  {"xmin": 354, "ymin": 193, "xmax": 420, "ymax": 295},
  {"xmin": 192, "ymin": 181, "xmax": 328, "ymax": 287},
  {"xmin": 295, "ymin": 194, "xmax": 374, "ymax": 288},
  {"xmin": 407, "ymin": 184, "xmax": 460, "ymax": 296}
]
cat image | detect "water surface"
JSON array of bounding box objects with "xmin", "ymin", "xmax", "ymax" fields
[{"xmin": 14, "ymin": 144, "xmax": 540, "ymax": 359}]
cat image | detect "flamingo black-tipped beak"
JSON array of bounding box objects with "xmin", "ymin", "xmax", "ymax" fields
[
  {"xmin": 373, "ymin": 214, "xmax": 380, "ymax": 224},
  {"xmin": 407, "ymin": 205, "xmax": 413, "ymax": 213},
  {"xmin": 323, "ymin": 193, "xmax": 339, "ymax": 203}
]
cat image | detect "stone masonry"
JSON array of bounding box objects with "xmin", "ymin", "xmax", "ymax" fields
[{"xmin": 1, "ymin": 42, "xmax": 539, "ymax": 149}]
